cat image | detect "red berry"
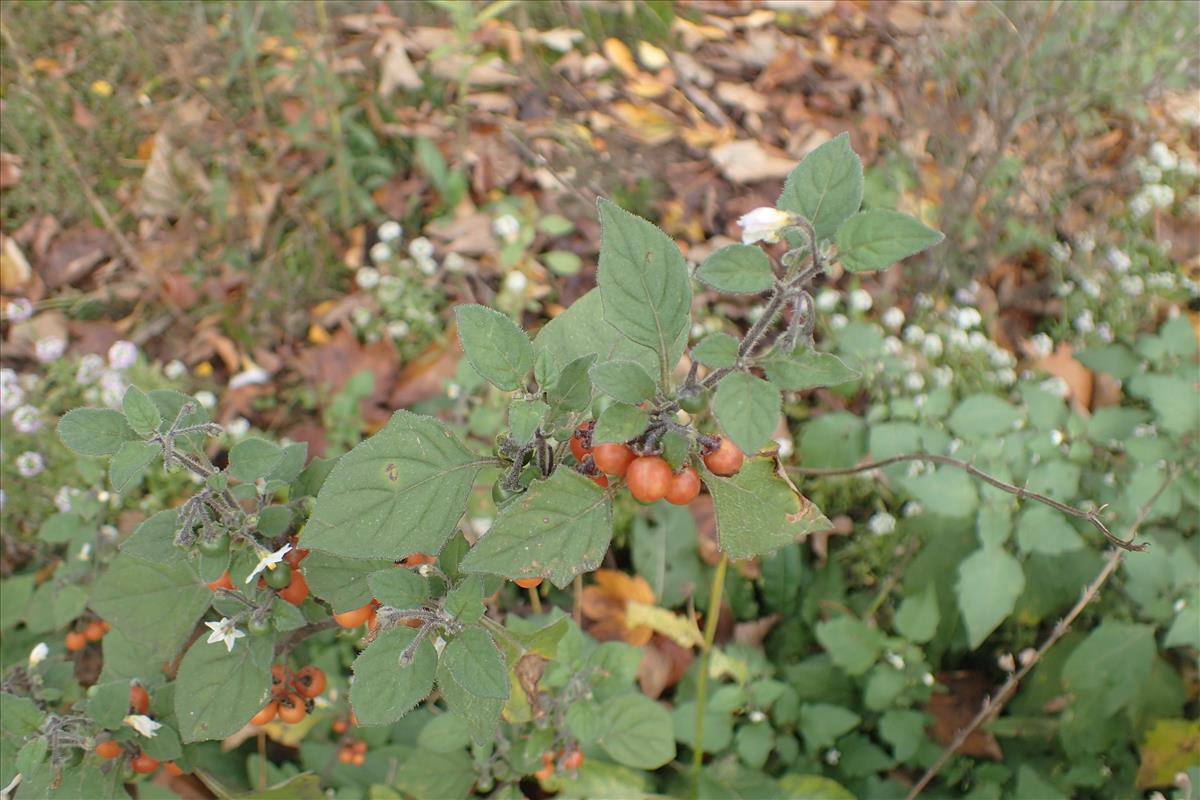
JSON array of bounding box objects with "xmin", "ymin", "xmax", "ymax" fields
[
  {"xmin": 131, "ymin": 753, "xmax": 159, "ymax": 774},
  {"xmin": 84, "ymin": 621, "xmax": 106, "ymax": 642},
  {"xmin": 129, "ymin": 684, "xmax": 150, "ymax": 715},
  {"xmin": 250, "ymin": 703, "xmax": 278, "ymax": 726},
  {"xmin": 278, "ymin": 570, "xmax": 309, "ymax": 605},
  {"xmin": 95, "ymin": 740, "xmax": 122, "ymax": 760},
  {"xmin": 65, "ymin": 631, "xmax": 87, "ymax": 652},
  {"xmin": 294, "ymin": 666, "xmax": 326, "ymax": 698},
  {"xmin": 665, "ymin": 466, "xmax": 701, "ymax": 505},
  {"xmin": 570, "ymin": 423, "xmax": 594, "ymax": 462},
  {"xmin": 333, "ymin": 603, "xmax": 372, "ymax": 629},
  {"xmin": 277, "ymin": 693, "xmax": 306, "ymax": 724},
  {"xmin": 515, "ymin": 578, "xmax": 542, "ymax": 589},
  {"xmin": 593, "ymin": 443, "xmax": 635, "ymax": 477},
  {"xmin": 626, "ymin": 456, "xmax": 672, "ymax": 503},
  {"xmin": 207, "ymin": 571, "xmax": 234, "ymax": 592},
  {"xmin": 702, "ymin": 437, "xmax": 744, "ymax": 476}
]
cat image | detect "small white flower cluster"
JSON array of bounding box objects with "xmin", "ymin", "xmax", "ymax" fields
[
  {"xmin": 5, "ymin": 297, "xmax": 33, "ymax": 321},
  {"xmin": 16, "ymin": 451, "xmax": 45, "ymax": 478},
  {"xmin": 867, "ymin": 511, "xmax": 896, "ymax": 536}
]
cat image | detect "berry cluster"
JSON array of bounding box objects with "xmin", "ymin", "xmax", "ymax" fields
[
  {"xmin": 534, "ymin": 748, "xmax": 584, "ymax": 781},
  {"xmin": 250, "ymin": 665, "xmax": 326, "ymax": 725},
  {"xmin": 65, "ymin": 618, "xmax": 110, "ymax": 652},
  {"xmin": 92, "ymin": 684, "xmax": 183, "ymax": 776}
]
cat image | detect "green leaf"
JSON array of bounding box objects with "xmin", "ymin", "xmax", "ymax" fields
[
  {"xmin": 798, "ymin": 703, "xmax": 861, "ymax": 750},
  {"xmin": 597, "ymin": 694, "xmax": 676, "ymax": 769},
  {"xmin": 696, "ymin": 244, "xmax": 774, "ymax": 294},
  {"xmin": 437, "ymin": 660, "xmax": 504, "ymax": 748},
  {"xmin": 455, "ymin": 304, "xmax": 534, "ymax": 391},
  {"xmin": 631, "ymin": 505, "xmax": 704, "ymax": 608},
  {"xmin": 52, "ymin": 584, "xmax": 87, "ymax": 629},
  {"xmin": 443, "ymin": 627, "xmax": 509, "ymax": 700},
  {"xmin": 534, "ymin": 349, "xmax": 560, "ymax": 391},
  {"xmin": 712, "ymin": 372, "xmax": 780, "ymax": 455},
  {"xmin": 302, "ymin": 553, "xmax": 392, "ymax": 613},
  {"xmin": 175, "ymin": 634, "xmax": 273, "ymax": 742},
  {"xmin": 350, "ymin": 628, "xmax": 436, "ymax": 726},
  {"xmin": 302, "ymin": 411, "xmax": 492, "ymax": 560},
  {"xmin": 417, "ymin": 711, "xmax": 471, "ymax": 753},
  {"xmin": 778, "ymin": 774, "xmax": 855, "ymax": 800},
  {"xmin": 392, "ymin": 748, "xmax": 475, "ymax": 800},
  {"xmin": 367, "ymin": 568, "xmax": 428, "ymax": 610},
  {"xmin": 543, "ymin": 250, "xmax": 582, "ymax": 276},
  {"xmin": 228, "ymin": 437, "xmax": 284, "ymax": 483},
  {"xmin": 777, "ymin": 132, "xmax": 864, "ymax": 241},
  {"xmin": 947, "ymin": 394, "xmax": 1023, "ymax": 439},
  {"xmin": 893, "ymin": 584, "xmax": 939, "ymax": 643},
  {"xmin": 141, "ymin": 722, "xmax": 182, "ymax": 762},
  {"xmin": 814, "ymin": 618, "xmax": 884, "ymax": 676},
  {"xmin": 879, "ymin": 709, "xmax": 928, "ymax": 762},
  {"xmin": 57, "ymin": 408, "xmax": 137, "ymax": 456},
  {"xmin": 956, "ymin": 546, "xmax": 1025, "ymax": 648},
  {"xmin": 0, "ymin": 575, "xmax": 33, "ymax": 629},
  {"xmin": 835, "ymin": 209, "xmax": 943, "ymax": 272},
  {"xmin": 765, "ymin": 350, "xmax": 860, "ymax": 392},
  {"xmin": 122, "ymin": 386, "xmax": 161, "ymax": 437},
  {"xmin": 508, "ymin": 398, "xmax": 547, "ymax": 446},
  {"xmin": 1015, "ymin": 505, "xmax": 1084, "ymax": 555},
  {"xmin": 1062, "ymin": 621, "xmax": 1155, "ymax": 715},
  {"xmin": 702, "ymin": 457, "xmax": 831, "ymax": 560},
  {"xmin": 736, "ymin": 723, "xmax": 774, "ymax": 769},
  {"xmin": 596, "ymin": 198, "xmax": 691, "ymax": 372},
  {"xmin": 38, "ymin": 513, "xmax": 90, "ymax": 545},
  {"xmin": 593, "ymin": 403, "xmax": 649, "ymax": 444},
  {"xmin": 798, "ymin": 412, "xmax": 866, "ymax": 469},
  {"xmin": 444, "ymin": 575, "xmax": 485, "ymax": 625},
  {"xmin": 691, "ymin": 333, "xmax": 739, "ymax": 369},
  {"xmin": 109, "ymin": 440, "xmax": 159, "ymax": 493},
  {"xmin": 589, "ymin": 360, "xmax": 657, "ymax": 405},
  {"xmin": 460, "ymin": 470, "xmax": 612, "ymax": 588},
  {"xmin": 545, "ymin": 354, "xmax": 596, "ymax": 421}
]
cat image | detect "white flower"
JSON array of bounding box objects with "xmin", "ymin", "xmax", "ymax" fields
[
  {"xmin": 946, "ymin": 328, "xmax": 968, "ymax": 349},
  {"xmin": 1180, "ymin": 158, "xmax": 1200, "ymax": 178},
  {"xmin": 952, "ymin": 307, "xmax": 982, "ymax": 330},
  {"xmin": 815, "ymin": 289, "xmax": 840, "ymax": 312},
  {"xmin": 932, "ymin": 365, "xmax": 954, "ymax": 387},
  {"xmin": 350, "ymin": 306, "xmax": 372, "ymax": 328},
  {"xmin": 75, "ymin": 354, "xmax": 105, "ymax": 385},
  {"xmin": 1148, "ymin": 142, "xmax": 1178, "ymax": 171},
  {"xmin": 1028, "ymin": 333, "xmax": 1053, "ymax": 358},
  {"xmin": 1073, "ymin": 310, "xmax": 1095, "ymax": 333},
  {"xmin": 868, "ymin": 511, "xmax": 896, "ymax": 536},
  {"xmin": 829, "ymin": 313, "xmax": 848, "ymax": 330},
  {"xmin": 54, "ymin": 487, "xmax": 75, "ymax": 513},
  {"xmin": 1079, "ymin": 278, "xmax": 1101, "ymax": 299},
  {"xmin": 504, "ymin": 271, "xmax": 528, "ymax": 294},
  {"xmin": 246, "ymin": 544, "xmax": 293, "ymax": 584},
  {"xmin": 902, "ymin": 501, "xmax": 923, "ymax": 517},
  {"xmin": 78, "ymin": 542, "xmax": 92, "ymax": 561},
  {"xmin": 446, "ymin": 383, "xmax": 461, "ymax": 400},
  {"xmin": 408, "ymin": 237, "xmax": 434, "ymax": 260},
  {"xmin": 1130, "ymin": 194, "xmax": 1152, "ymax": 218},
  {"xmin": 902, "ymin": 325, "xmax": 925, "ymax": 345},
  {"xmin": 204, "ymin": 618, "xmax": 246, "ymax": 653},
  {"xmin": 1076, "ymin": 233, "xmax": 1095, "ymax": 254},
  {"xmin": 1146, "ymin": 183, "xmax": 1175, "ymax": 209},
  {"xmin": 1120, "ymin": 275, "xmax": 1144, "ymax": 297},
  {"xmin": 99, "ymin": 370, "xmax": 127, "ymax": 408},
  {"xmin": 28, "ymin": 642, "xmax": 48, "ymax": 668},
  {"xmin": 922, "ymin": 672, "xmax": 935, "ymax": 687},
  {"xmin": 164, "ymin": 359, "xmax": 187, "ymax": 380},
  {"xmin": 230, "ymin": 367, "xmax": 270, "ymax": 390},
  {"xmin": 124, "ymin": 714, "xmax": 162, "ymax": 738},
  {"xmin": 903, "ymin": 372, "xmax": 924, "ymax": 392},
  {"xmin": 1147, "ymin": 272, "xmax": 1176, "ymax": 290},
  {"xmin": 386, "ymin": 320, "xmax": 410, "ymax": 339},
  {"xmin": 5, "ymin": 298, "xmax": 33, "ymax": 321},
  {"xmin": 1040, "ymin": 377, "xmax": 1070, "ymax": 398},
  {"xmin": 967, "ymin": 331, "xmax": 987, "ymax": 351},
  {"xmin": 194, "ymin": 391, "xmax": 217, "ymax": 410},
  {"xmin": 16, "ymin": 451, "xmax": 44, "ymax": 478},
  {"xmin": 415, "ymin": 255, "xmax": 438, "ymax": 276},
  {"xmin": 881, "ymin": 307, "xmax": 905, "ymax": 331},
  {"xmin": 356, "ymin": 266, "xmax": 381, "ymax": 290},
  {"xmin": 0, "ymin": 489, "xmax": 6, "ymax": 511},
  {"xmin": 823, "ymin": 748, "xmax": 841, "ymax": 766},
  {"xmin": 737, "ymin": 207, "xmax": 793, "ymax": 244},
  {"xmin": 108, "ymin": 340, "xmax": 137, "ymax": 370},
  {"xmin": 12, "ymin": 406, "xmax": 41, "ymax": 434},
  {"xmin": 995, "ymin": 367, "xmax": 1017, "ymax": 386},
  {"xmin": 226, "ymin": 417, "xmax": 250, "ymax": 438},
  {"xmin": 492, "ymin": 214, "xmax": 521, "ymax": 242},
  {"xmin": 774, "ymin": 436, "xmax": 793, "ymax": 458},
  {"xmin": 997, "ymin": 653, "xmax": 1016, "ymax": 672},
  {"xmin": 443, "ymin": 252, "xmax": 467, "ymax": 272},
  {"xmin": 882, "ymin": 336, "xmax": 902, "ymax": 356},
  {"xmin": 1172, "ymin": 597, "xmax": 1186, "ymax": 613},
  {"xmin": 0, "ymin": 368, "xmax": 15, "ymax": 390},
  {"xmin": 377, "ymin": 220, "xmax": 403, "ymax": 243},
  {"xmin": 749, "ymin": 710, "xmax": 766, "ymax": 724},
  {"xmin": 885, "ymin": 651, "xmax": 905, "ymax": 670},
  {"xmin": 35, "ymin": 337, "xmax": 66, "ymax": 364},
  {"xmin": 1049, "ymin": 241, "xmax": 1071, "ymax": 262},
  {"xmin": 921, "ymin": 334, "xmax": 943, "ymax": 359},
  {"xmin": 1096, "ymin": 323, "xmax": 1113, "ymax": 343},
  {"xmin": 1106, "ymin": 247, "xmax": 1132, "ymax": 273},
  {"xmin": 848, "ymin": 289, "xmax": 873, "ymax": 313},
  {"xmin": 1018, "ymin": 648, "xmax": 1037, "ymax": 667}
]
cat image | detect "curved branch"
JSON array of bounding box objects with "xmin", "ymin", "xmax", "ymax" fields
[{"xmin": 789, "ymin": 454, "xmax": 1149, "ymax": 553}]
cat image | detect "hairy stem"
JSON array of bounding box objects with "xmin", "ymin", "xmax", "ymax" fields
[{"xmin": 691, "ymin": 553, "xmax": 729, "ymax": 791}]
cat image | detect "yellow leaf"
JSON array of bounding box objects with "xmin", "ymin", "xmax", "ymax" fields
[
  {"xmin": 262, "ymin": 711, "xmax": 322, "ymax": 747},
  {"xmin": 308, "ymin": 324, "xmax": 331, "ymax": 345},
  {"xmin": 625, "ymin": 601, "xmax": 703, "ymax": 649},
  {"xmin": 602, "ymin": 38, "xmax": 639, "ymax": 78},
  {"xmin": 90, "ymin": 80, "xmax": 114, "ymax": 97},
  {"xmin": 1137, "ymin": 719, "xmax": 1200, "ymax": 789},
  {"xmin": 610, "ymin": 102, "xmax": 675, "ymax": 146},
  {"xmin": 708, "ymin": 648, "xmax": 750, "ymax": 684},
  {"xmin": 637, "ymin": 41, "xmax": 669, "ymax": 71}
]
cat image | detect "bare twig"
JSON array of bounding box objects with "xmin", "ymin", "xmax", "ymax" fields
[
  {"xmin": 904, "ymin": 466, "xmax": 1179, "ymax": 800},
  {"xmin": 790, "ymin": 454, "xmax": 1148, "ymax": 553}
]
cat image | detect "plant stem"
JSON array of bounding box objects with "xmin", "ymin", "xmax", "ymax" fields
[
  {"xmin": 691, "ymin": 553, "xmax": 728, "ymax": 791},
  {"xmin": 527, "ymin": 585, "xmax": 542, "ymax": 614}
]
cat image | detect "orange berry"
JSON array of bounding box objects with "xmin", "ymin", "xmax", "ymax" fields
[
  {"xmin": 665, "ymin": 466, "xmax": 701, "ymax": 505},
  {"xmin": 250, "ymin": 703, "xmax": 278, "ymax": 726},
  {"xmin": 570, "ymin": 423, "xmax": 594, "ymax": 462},
  {"xmin": 332, "ymin": 719, "xmax": 348, "ymax": 734},
  {"xmin": 351, "ymin": 752, "xmax": 365, "ymax": 766},
  {"xmin": 515, "ymin": 577, "xmax": 543, "ymax": 589},
  {"xmin": 333, "ymin": 604, "xmax": 372, "ymax": 629},
  {"xmin": 626, "ymin": 456, "xmax": 672, "ymax": 503},
  {"xmin": 593, "ymin": 443, "xmax": 635, "ymax": 477},
  {"xmin": 65, "ymin": 631, "xmax": 87, "ymax": 652},
  {"xmin": 294, "ymin": 666, "xmax": 326, "ymax": 698},
  {"xmin": 130, "ymin": 684, "xmax": 150, "ymax": 715},
  {"xmin": 95, "ymin": 740, "xmax": 122, "ymax": 760},
  {"xmin": 207, "ymin": 571, "xmax": 234, "ymax": 592},
  {"xmin": 353, "ymin": 740, "xmax": 367, "ymax": 754},
  {"xmin": 702, "ymin": 437, "xmax": 744, "ymax": 477},
  {"xmin": 164, "ymin": 761, "xmax": 184, "ymax": 777},
  {"xmin": 590, "ymin": 473, "xmax": 609, "ymax": 488},
  {"xmin": 277, "ymin": 693, "xmax": 306, "ymax": 724},
  {"xmin": 84, "ymin": 621, "xmax": 106, "ymax": 642},
  {"xmin": 338, "ymin": 747, "xmax": 354, "ymax": 764},
  {"xmin": 278, "ymin": 570, "xmax": 309, "ymax": 605},
  {"xmin": 131, "ymin": 753, "xmax": 159, "ymax": 774},
  {"xmin": 562, "ymin": 750, "xmax": 584, "ymax": 770}
]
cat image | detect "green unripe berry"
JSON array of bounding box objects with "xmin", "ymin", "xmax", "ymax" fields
[{"xmin": 264, "ymin": 563, "xmax": 293, "ymax": 590}]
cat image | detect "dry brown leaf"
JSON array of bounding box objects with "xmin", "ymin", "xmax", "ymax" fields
[
  {"xmin": 39, "ymin": 226, "xmax": 110, "ymax": 289},
  {"xmin": 734, "ymin": 614, "xmax": 781, "ymax": 648},
  {"xmin": 0, "ymin": 234, "xmax": 33, "ymax": 293},
  {"xmin": 375, "ymin": 30, "xmax": 422, "ymax": 97},
  {"xmin": 1035, "ymin": 343, "xmax": 1093, "ymax": 415},
  {"xmin": 710, "ymin": 140, "xmax": 796, "ymax": 184},
  {"xmin": 926, "ymin": 671, "xmax": 1004, "ymax": 761}
]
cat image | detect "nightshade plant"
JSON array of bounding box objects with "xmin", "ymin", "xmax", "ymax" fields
[{"xmin": 15, "ymin": 135, "xmax": 947, "ymax": 797}]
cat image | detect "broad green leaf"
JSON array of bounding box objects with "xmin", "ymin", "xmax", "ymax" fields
[
  {"xmin": 893, "ymin": 584, "xmax": 939, "ymax": 643},
  {"xmin": 443, "ymin": 627, "xmax": 509, "ymax": 700},
  {"xmin": 175, "ymin": 634, "xmax": 273, "ymax": 742},
  {"xmin": 736, "ymin": 722, "xmax": 775, "ymax": 769},
  {"xmin": 141, "ymin": 722, "xmax": 182, "ymax": 761},
  {"xmin": 544, "ymin": 250, "xmax": 582, "ymax": 276},
  {"xmin": 392, "ymin": 748, "xmax": 475, "ymax": 800},
  {"xmin": 1165, "ymin": 606, "xmax": 1200, "ymax": 650},
  {"xmin": 814, "ymin": 618, "xmax": 884, "ymax": 676},
  {"xmin": 701, "ymin": 457, "xmax": 831, "ymax": 560},
  {"xmin": 691, "ymin": 333, "xmax": 739, "ymax": 369},
  {"xmin": 596, "ymin": 198, "xmax": 691, "ymax": 374},
  {"xmin": 947, "ymin": 394, "xmax": 1023, "ymax": 439},
  {"xmin": 534, "ymin": 349, "xmax": 560, "ymax": 391},
  {"xmin": 444, "ymin": 575, "xmax": 485, "ymax": 624},
  {"xmin": 16, "ymin": 762, "xmax": 112, "ymax": 800},
  {"xmin": 86, "ymin": 681, "xmax": 130, "ymax": 729},
  {"xmin": 545, "ymin": 354, "xmax": 596, "ymax": 421},
  {"xmin": 122, "ymin": 386, "xmax": 161, "ymax": 437},
  {"xmin": 1062, "ymin": 621, "xmax": 1155, "ymax": 715},
  {"xmin": 147, "ymin": 389, "xmax": 209, "ymax": 447},
  {"xmin": 266, "ymin": 442, "xmax": 308, "ymax": 484},
  {"xmin": 52, "ymin": 584, "xmax": 87, "ymax": 629},
  {"xmin": 228, "ymin": 437, "xmax": 284, "ymax": 483},
  {"xmin": 696, "ymin": 244, "xmax": 774, "ymax": 294},
  {"xmin": 38, "ymin": 512, "xmax": 90, "ymax": 545},
  {"xmin": 460, "ymin": 470, "xmax": 612, "ymax": 588},
  {"xmin": 109, "ymin": 440, "xmax": 159, "ymax": 493},
  {"xmin": 455, "ymin": 304, "xmax": 534, "ymax": 391},
  {"xmin": 597, "ymin": 694, "xmax": 676, "ymax": 769},
  {"xmin": 712, "ymin": 372, "xmax": 780, "ymax": 455},
  {"xmin": 589, "ymin": 360, "xmax": 657, "ymax": 405},
  {"xmin": 0, "ymin": 575, "xmax": 33, "ymax": 628},
  {"xmin": 879, "ymin": 709, "xmax": 928, "ymax": 762},
  {"xmin": 593, "ymin": 403, "xmax": 649, "ymax": 444},
  {"xmin": 508, "ymin": 398, "xmax": 547, "ymax": 447},
  {"xmin": 777, "ymin": 132, "xmax": 864, "ymax": 241},
  {"xmin": 631, "ymin": 505, "xmax": 704, "ymax": 609},
  {"xmin": 57, "ymin": 408, "xmax": 137, "ymax": 456},
  {"xmin": 778, "ymin": 774, "xmax": 855, "ymax": 800},
  {"xmin": 367, "ymin": 568, "xmax": 428, "ymax": 610},
  {"xmin": 902, "ymin": 467, "xmax": 979, "ymax": 519},
  {"xmin": 417, "ymin": 711, "xmax": 471, "ymax": 753},
  {"xmin": 350, "ymin": 628, "xmax": 436, "ymax": 726},
  {"xmin": 798, "ymin": 703, "xmax": 861, "ymax": 750},
  {"xmin": 437, "ymin": 660, "xmax": 504, "ymax": 748},
  {"xmin": 1015, "ymin": 505, "xmax": 1085, "ymax": 555},
  {"xmin": 765, "ymin": 350, "xmax": 860, "ymax": 391},
  {"xmin": 956, "ymin": 546, "xmax": 1025, "ymax": 648},
  {"xmin": 798, "ymin": 412, "xmax": 866, "ymax": 468},
  {"xmin": 303, "ymin": 553, "xmax": 392, "ymax": 613},
  {"xmin": 835, "ymin": 209, "xmax": 943, "ymax": 272},
  {"xmin": 302, "ymin": 411, "xmax": 493, "ymax": 560},
  {"xmin": 673, "ymin": 701, "xmax": 733, "ymax": 753}
]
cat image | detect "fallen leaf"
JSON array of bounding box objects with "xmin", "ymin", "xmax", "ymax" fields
[
  {"xmin": 925, "ymin": 671, "xmax": 1004, "ymax": 760},
  {"xmin": 0, "ymin": 152, "xmax": 23, "ymax": 188},
  {"xmin": 39, "ymin": 226, "xmax": 110, "ymax": 289},
  {"xmin": 374, "ymin": 30, "xmax": 422, "ymax": 97},
  {"xmin": 710, "ymin": 139, "xmax": 796, "ymax": 183},
  {"xmin": 1035, "ymin": 343, "xmax": 1093, "ymax": 415},
  {"xmin": 603, "ymin": 37, "xmax": 639, "ymax": 78},
  {"xmin": 0, "ymin": 235, "xmax": 33, "ymax": 292},
  {"xmin": 1137, "ymin": 719, "xmax": 1200, "ymax": 789},
  {"xmin": 625, "ymin": 601, "xmax": 704, "ymax": 649}
]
